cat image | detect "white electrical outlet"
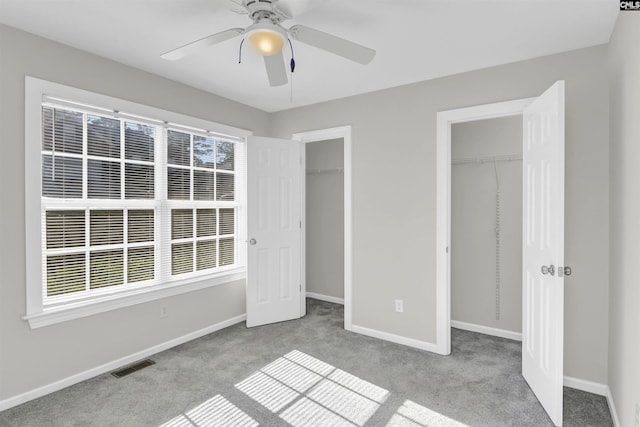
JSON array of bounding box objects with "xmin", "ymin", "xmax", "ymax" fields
[
  {"xmin": 160, "ymin": 305, "xmax": 168, "ymax": 318},
  {"xmin": 395, "ymin": 299, "xmax": 403, "ymax": 313}
]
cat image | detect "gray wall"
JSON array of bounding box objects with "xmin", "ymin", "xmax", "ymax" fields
[
  {"xmin": 305, "ymin": 139, "xmax": 345, "ymax": 299},
  {"xmin": 451, "ymin": 117, "xmax": 522, "ymax": 334},
  {"xmin": 0, "ymin": 24, "xmax": 270, "ymax": 401},
  {"xmin": 0, "ymin": 20, "xmax": 616, "ymax": 405},
  {"xmin": 608, "ymin": 14, "xmax": 640, "ymax": 427},
  {"xmin": 271, "ymin": 45, "xmax": 610, "ymax": 384}
]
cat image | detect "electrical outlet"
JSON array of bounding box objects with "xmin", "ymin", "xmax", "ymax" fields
[
  {"xmin": 395, "ymin": 299, "xmax": 403, "ymax": 313},
  {"xmin": 160, "ymin": 305, "xmax": 168, "ymax": 318},
  {"xmin": 635, "ymin": 402, "xmax": 639, "ymax": 427}
]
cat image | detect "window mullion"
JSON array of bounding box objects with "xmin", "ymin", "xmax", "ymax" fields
[
  {"xmin": 82, "ymin": 112, "xmax": 88, "ymax": 200},
  {"xmin": 83, "ymin": 114, "xmax": 90, "ymax": 294},
  {"xmin": 120, "ymin": 120, "xmax": 128, "ymax": 286},
  {"xmin": 190, "ymin": 134, "xmax": 196, "ymax": 273},
  {"xmin": 216, "ymin": 207, "xmax": 220, "ymax": 268},
  {"xmin": 190, "ymin": 212, "xmax": 197, "ymax": 274},
  {"xmin": 158, "ymin": 126, "xmax": 169, "ymax": 284},
  {"xmin": 84, "ymin": 208, "xmax": 90, "ymax": 293},
  {"xmin": 123, "ymin": 210, "xmax": 129, "ymax": 285},
  {"xmin": 120, "ymin": 119, "xmax": 125, "ymax": 200}
]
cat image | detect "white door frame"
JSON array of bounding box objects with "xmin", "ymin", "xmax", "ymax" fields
[
  {"xmin": 292, "ymin": 126, "xmax": 353, "ymax": 331},
  {"xmin": 435, "ymin": 98, "xmax": 536, "ymax": 355}
]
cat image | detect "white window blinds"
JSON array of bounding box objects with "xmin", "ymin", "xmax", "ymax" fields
[
  {"xmin": 40, "ymin": 102, "xmax": 244, "ymax": 306},
  {"xmin": 163, "ymin": 129, "xmax": 238, "ymax": 279}
]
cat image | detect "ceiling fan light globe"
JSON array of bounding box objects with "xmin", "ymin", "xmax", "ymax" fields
[{"xmin": 246, "ymin": 28, "xmax": 285, "ymax": 56}]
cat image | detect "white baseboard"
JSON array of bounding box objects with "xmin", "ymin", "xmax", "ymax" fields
[
  {"xmin": 351, "ymin": 324, "xmax": 440, "ymax": 353},
  {"xmin": 562, "ymin": 376, "xmax": 607, "ymax": 396},
  {"xmin": 605, "ymin": 386, "xmax": 621, "ymax": 427},
  {"xmin": 0, "ymin": 314, "xmax": 246, "ymax": 412},
  {"xmin": 306, "ymin": 292, "xmax": 344, "ymax": 305},
  {"xmin": 451, "ymin": 320, "xmax": 522, "ymax": 341}
]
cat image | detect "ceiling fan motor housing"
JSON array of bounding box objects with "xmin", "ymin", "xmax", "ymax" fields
[{"xmin": 245, "ymin": 0, "xmax": 283, "ymax": 22}]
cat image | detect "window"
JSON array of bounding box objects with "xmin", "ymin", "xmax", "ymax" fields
[
  {"xmin": 42, "ymin": 107, "xmax": 159, "ymax": 301},
  {"xmin": 165, "ymin": 131, "xmax": 238, "ymax": 277},
  {"xmin": 25, "ymin": 77, "xmax": 248, "ymax": 328}
]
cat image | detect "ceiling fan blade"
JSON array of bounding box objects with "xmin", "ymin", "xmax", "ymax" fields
[
  {"xmin": 264, "ymin": 51, "xmax": 288, "ymax": 86},
  {"xmin": 288, "ymin": 24, "xmax": 375, "ymax": 65},
  {"xmin": 161, "ymin": 28, "xmax": 244, "ymax": 60},
  {"xmin": 275, "ymin": 0, "xmax": 326, "ymax": 19},
  {"xmin": 224, "ymin": 0, "xmax": 248, "ymax": 14}
]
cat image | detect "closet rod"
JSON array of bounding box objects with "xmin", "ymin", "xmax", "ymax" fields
[
  {"xmin": 306, "ymin": 168, "xmax": 344, "ymax": 174},
  {"xmin": 452, "ymin": 154, "xmax": 522, "ymax": 165}
]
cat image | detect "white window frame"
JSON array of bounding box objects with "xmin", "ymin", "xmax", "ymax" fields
[{"xmin": 24, "ymin": 77, "xmax": 249, "ymax": 328}]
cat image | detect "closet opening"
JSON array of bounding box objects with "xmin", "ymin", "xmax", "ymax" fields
[
  {"xmin": 293, "ymin": 125, "xmax": 352, "ymax": 329},
  {"xmin": 304, "ymin": 138, "xmax": 345, "ymax": 307},
  {"xmin": 450, "ymin": 116, "xmax": 523, "ymax": 345}
]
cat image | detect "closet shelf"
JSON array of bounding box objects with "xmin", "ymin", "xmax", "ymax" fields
[
  {"xmin": 452, "ymin": 154, "xmax": 522, "ymax": 165},
  {"xmin": 306, "ymin": 168, "xmax": 344, "ymax": 175}
]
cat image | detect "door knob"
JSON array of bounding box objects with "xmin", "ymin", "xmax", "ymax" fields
[
  {"xmin": 541, "ymin": 264, "xmax": 555, "ymax": 276},
  {"xmin": 249, "ymin": 238, "xmax": 257, "ymax": 245}
]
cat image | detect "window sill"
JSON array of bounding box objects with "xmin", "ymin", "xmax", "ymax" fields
[{"xmin": 23, "ymin": 269, "xmax": 246, "ymax": 329}]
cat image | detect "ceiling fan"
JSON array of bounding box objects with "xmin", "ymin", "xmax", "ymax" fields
[{"xmin": 161, "ymin": 0, "xmax": 376, "ymax": 87}]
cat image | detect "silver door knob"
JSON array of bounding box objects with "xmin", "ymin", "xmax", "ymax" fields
[
  {"xmin": 541, "ymin": 264, "xmax": 555, "ymax": 276},
  {"xmin": 249, "ymin": 238, "xmax": 257, "ymax": 245}
]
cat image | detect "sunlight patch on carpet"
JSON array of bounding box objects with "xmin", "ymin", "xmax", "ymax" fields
[
  {"xmin": 281, "ymin": 397, "xmax": 356, "ymax": 427},
  {"xmin": 235, "ymin": 370, "xmax": 299, "ymax": 412},
  {"xmin": 235, "ymin": 349, "xmax": 388, "ymax": 426},
  {"xmin": 386, "ymin": 399, "xmax": 469, "ymax": 427},
  {"xmin": 160, "ymin": 350, "xmax": 468, "ymax": 427},
  {"xmin": 160, "ymin": 394, "xmax": 257, "ymax": 427}
]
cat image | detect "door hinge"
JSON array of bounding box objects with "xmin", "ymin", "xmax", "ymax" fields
[{"xmin": 300, "ymin": 220, "xmax": 302, "ymax": 228}]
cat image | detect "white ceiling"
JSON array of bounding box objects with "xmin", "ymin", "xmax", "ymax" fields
[{"xmin": 0, "ymin": 0, "xmax": 619, "ymax": 112}]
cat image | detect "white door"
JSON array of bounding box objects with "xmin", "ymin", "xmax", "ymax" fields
[
  {"xmin": 246, "ymin": 136, "xmax": 302, "ymax": 327},
  {"xmin": 522, "ymin": 81, "xmax": 565, "ymax": 426}
]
